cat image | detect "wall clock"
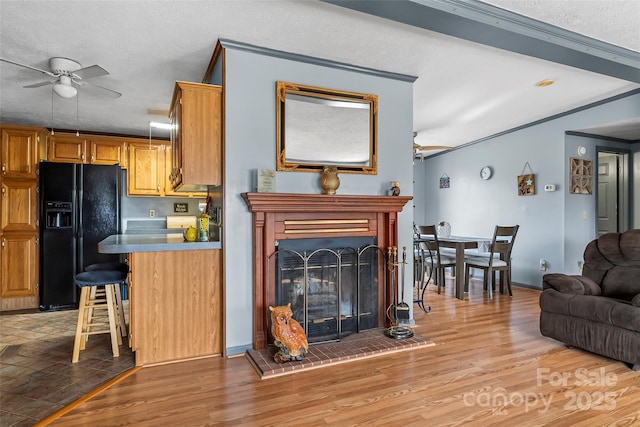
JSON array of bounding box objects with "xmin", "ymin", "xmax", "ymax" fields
[{"xmin": 480, "ymin": 166, "xmax": 492, "ymax": 180}]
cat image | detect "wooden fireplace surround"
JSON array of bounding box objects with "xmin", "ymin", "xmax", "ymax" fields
[{"xmin": 242, "ymin": 192, "xmax": 412, "ymax": 350}]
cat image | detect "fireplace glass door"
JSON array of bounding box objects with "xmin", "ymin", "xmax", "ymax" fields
[{"xmin": 274, "ymin": 237, "xmax": 380, "ymax": 344}]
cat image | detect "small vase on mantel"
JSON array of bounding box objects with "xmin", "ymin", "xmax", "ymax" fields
[{"xmin": 320, "ymin": 166, "xmax": 340, "ymax": 195}]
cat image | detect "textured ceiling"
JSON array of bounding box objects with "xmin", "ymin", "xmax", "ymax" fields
[
  {"xmin": 483, "ymin": 0, "xmax": 640, "ymax": 52},
  {"xmin": 0, "ymin": 0, "xmax": 638, "ymax": 155}
]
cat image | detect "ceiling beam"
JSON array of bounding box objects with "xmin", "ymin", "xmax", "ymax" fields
[{"xmin": 321, "ymin": 0, "xmax": 640, "ymax": 83}]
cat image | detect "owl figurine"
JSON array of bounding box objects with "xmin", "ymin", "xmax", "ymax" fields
[{"xmin": 269, "ymin": 303, "xmax": 309, "ymax": 364}]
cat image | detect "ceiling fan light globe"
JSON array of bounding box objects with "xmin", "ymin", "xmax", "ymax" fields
[{"xmin": 53, "ymin": 82, "xmax": 77, "ymax": 98}]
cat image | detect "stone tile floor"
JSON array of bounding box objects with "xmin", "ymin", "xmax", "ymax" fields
[{"xmin": 0, "ymin": 308, "xmax": 134, "ymax": 426}]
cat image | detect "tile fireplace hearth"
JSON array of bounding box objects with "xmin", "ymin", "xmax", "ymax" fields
[{"xmin": 242, "ymin": 192, "xmax": 412, "ymax": 350}]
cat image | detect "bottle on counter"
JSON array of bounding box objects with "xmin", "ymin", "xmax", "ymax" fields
[{"xmin": 197, "ymin": 208, "xmax": 211, "ymax": 242}]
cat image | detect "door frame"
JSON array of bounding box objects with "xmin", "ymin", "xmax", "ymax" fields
[{"xmin": 595, "ymin": 146, "xmax": 631, "ymax": 234}]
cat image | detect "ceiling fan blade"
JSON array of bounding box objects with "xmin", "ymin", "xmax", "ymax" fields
[
  {"xmin": 83, "ymin": 80, "xmax": 122, "ymax": 98},
  {"xmin": 0, "ymin": 57, "xmax": 57, "ymax": 77},
  {"xmin": 24, "ymin": 80, "xmax": 55, "ymax": 88},
  {"xmin": 415, "ymin": 145, "xmax": 454, "ymax": 151},
  {"xmin": 72, "ymin": 64, "xmax": 109, "ymax": 80}
]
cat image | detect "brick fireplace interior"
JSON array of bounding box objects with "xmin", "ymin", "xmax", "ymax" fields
[{"xmin": 243, "ymin": 192, "xmax": 411, "ymax": 350}]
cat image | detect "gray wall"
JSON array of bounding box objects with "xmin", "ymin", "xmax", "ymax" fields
[
  {"xmin": 563, "ymin": 133, "xmax": 636, "ymax": 274},
  {"xmin": 119, "ymin": 170, "xmax": 203, "ymax": 229},
  {"xmin": 414, "ymin": 92, "xmax": 640, "ymax": 287},
  {"xmin": 222, "ymin": 47, "xmax": 414, "ymax": 353}
]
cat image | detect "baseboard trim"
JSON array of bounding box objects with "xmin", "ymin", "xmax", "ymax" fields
[{"xmin": 513, "ymin": 282, "xmax": 542, "ymax": 291}]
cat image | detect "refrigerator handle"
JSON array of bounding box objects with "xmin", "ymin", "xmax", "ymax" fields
[{"xmin": 75, "ymin": 165, "xmax": 83, "ymax": 273}]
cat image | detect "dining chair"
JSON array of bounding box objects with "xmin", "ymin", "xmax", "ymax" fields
[
  {"xmin": 464, "ymin": 225, "xmax": 519, "ymax": 299},
  {"xmin": 415, "ymin": 225, "xmax": 457, "ymax": 295}
]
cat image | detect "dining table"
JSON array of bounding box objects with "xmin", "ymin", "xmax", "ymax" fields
[{"xmin": 426, "ymin": 235, "xmax": 493, "ymax": 300}]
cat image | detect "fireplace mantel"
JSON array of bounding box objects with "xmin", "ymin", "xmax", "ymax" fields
[{"xmin": 242, "ymin": 192, "xmax": 412, "ymax": 349}]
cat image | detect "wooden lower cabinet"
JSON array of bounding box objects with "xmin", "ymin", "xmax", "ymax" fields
[
  {"xmin": 129, "ymin": 249, "xmax": 222, "ymax": 365},
  {"xmin": 1, "ymin": 232, "xmax": 39, "ymax": 310}
]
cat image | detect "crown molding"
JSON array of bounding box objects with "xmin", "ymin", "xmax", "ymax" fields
[
  {"xmin": 424, "ymin": 88, "xmax": 640, "ymax": 159},
  {"xmin": 218, "ymin": 39, "xmax": 417, "ymax": 83}
]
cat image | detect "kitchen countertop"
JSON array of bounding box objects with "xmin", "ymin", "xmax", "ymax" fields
[{"xmin": 98, "ymin": 233, "xmax": 221, "ymax": 253}]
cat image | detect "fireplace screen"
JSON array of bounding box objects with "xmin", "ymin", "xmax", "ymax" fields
[{"xmin": 272, "ymin": 237, "xmax": 381, "ymax": 344}]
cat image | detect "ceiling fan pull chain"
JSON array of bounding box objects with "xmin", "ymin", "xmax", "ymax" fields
[
  {"xmin": 50, "ymin": 87, "xmax": 55, "ymax": 135},
  {"xmin": 76, "ymin": 91, "xmax": 80, "ymax": 137}
]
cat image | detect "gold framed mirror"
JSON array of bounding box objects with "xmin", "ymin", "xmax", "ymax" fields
[{"xmin": 276, "ymin": 81, "xmax": 378, "ymax": 174}]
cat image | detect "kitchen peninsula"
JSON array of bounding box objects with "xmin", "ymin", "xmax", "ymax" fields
[{"xmin": 99, "ymin": 234, "xmax": 222, "ymax": 365}]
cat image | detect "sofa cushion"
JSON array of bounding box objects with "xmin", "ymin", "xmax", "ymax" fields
[
  {"xmin": 632, "ymin": 293, "xmax": 640, "ymax": 307},
  {"xmin": 610, "ymin": 302, "xmax": 640, "ymax": 331},
  {"xmin": 542, "ymin": 273, "xmax": 601, "ymax": 295},
  {"xmin": 583, "ymin": 229, "xmax": 640, "ymax": 300},
  {"xmin": 540, "ymin": 289, "xmax": 640, "ymax": 332},
  {"xmin": 601, "ymin": 266, "xmax": 640, "ymax": 300}
]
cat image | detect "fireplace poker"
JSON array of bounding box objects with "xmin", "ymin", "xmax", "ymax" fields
[
  {"xmin": 395, "ymin": 246, "xmax": 410, "ymax": 322},
  {"xmin": 385, "ymin": 246, "xmax": 397, "ymax": 323}
]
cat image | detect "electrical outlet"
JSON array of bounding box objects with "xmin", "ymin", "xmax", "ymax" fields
[
  {"xmin": 583, "ymin": 210, "xmax": 588, "ymax": 219},
  {"xmin": 539, "ymin": 259, "xmax": 547, "ymax": 271},
  {"xmin": 149, "ymin": 209, "xmax": 156, "ymax": 218}
]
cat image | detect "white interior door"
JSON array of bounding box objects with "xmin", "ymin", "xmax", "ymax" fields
[{"xmin": 597, "ymin": 154, "xmax": 618, "ymax": 236}]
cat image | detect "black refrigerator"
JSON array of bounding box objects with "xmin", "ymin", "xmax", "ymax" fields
[{"xmin": 39, "ymin": 162, "xmax": 122, "ymax": 311}]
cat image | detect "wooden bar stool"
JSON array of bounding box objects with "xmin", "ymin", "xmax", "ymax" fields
[
  {"xmin": 84, "ymin": 262, "xmax": 129, "ymax": 338},
  {"xmin": 72, "ymin": 270, "xmax": 125, "ymax": 363}
]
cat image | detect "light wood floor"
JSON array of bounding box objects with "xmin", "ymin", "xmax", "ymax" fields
[{"xmin": 47, "ymin": 277, "xmax": 640, "ymax": 426}]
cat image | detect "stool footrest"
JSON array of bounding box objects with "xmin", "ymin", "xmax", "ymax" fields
[{"xmin": 82, "ymin": 329, "xmax": 113, "ymax": 336}]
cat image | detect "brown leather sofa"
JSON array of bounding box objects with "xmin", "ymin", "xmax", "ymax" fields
[{"xmin": 539, "ymin": 229, "xmax": 640, "ymax": 370}]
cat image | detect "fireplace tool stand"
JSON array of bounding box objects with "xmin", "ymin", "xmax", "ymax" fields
[{"xmin": 385, "ymin": 246, "xmax": 414, "ymax": 339}]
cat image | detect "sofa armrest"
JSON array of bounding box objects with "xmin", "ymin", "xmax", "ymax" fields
[{"xmin": 542, "ymin": 273, "xmax": 602, "ymax": 295}]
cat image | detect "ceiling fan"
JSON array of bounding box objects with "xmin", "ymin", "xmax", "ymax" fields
[
  {"xmin": 0, "ymin": 57, "xmax": 121, "ymax": 99},
  {"xmin": 413, "ymin": 131, "xmax": 453, "ymax": 161}
]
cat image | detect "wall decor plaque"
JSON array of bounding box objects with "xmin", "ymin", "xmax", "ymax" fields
[
  {"xmin": 257, "ymin": 169, "xmax": 276, "ymax": 193},
  {"xmin": 517, "ymin": 162, "xmax": 535, "ymax": 196},
  {"xmin": 570, "ymin": 157, "xmax": 593, "ymax": 194},
  {"xmin": 439, "ymin": 174, "xmax": 450, "ymax": 189},
  {"xmin": 518, "ymin": 174, "xmax": 535, "ymax": 196},
  {"xmin": 174, "ymin": 203, "xmax": 188, "ymax": 213}
]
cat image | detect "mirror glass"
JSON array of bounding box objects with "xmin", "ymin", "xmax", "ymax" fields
[{"xmin": 276, "ymin": 82, "xmax": 378, "ymax": 174}]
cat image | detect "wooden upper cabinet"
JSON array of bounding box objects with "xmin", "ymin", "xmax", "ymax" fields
[
  {"xmin": 48, "ymin": 134, "xmax": 87, "ymax": 163},
  {"xmin": 163, "ymin": 146, "xmax": 183, "ymax": 197},
  {"xmin": 1, "ymin": 180, "xmax": 38, "ymax": 232},
  {"xmin": 169, "ymin": 82, "xmax": 222, "ymax": 191},
  {"xmin": 127, "ymin": 142, "xmax": 165, "ymax": 196},
  {"xmin": 1, "ymin": 232, "xmax": 39, "ymax": 298},
  {"xmin": 47, "ymin": 133, "xmax": 127, "ymax": 167},
  {"xmin": 127, "ymin": 141, "xmax": 204, "ymax": 198},
  {"xmin": 1, "ymin": 126, "xmax": 44, "ymax": 179},
  {"xmin": 90, "ymin": 138, "xmax": 127, "ymax": 168}
]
